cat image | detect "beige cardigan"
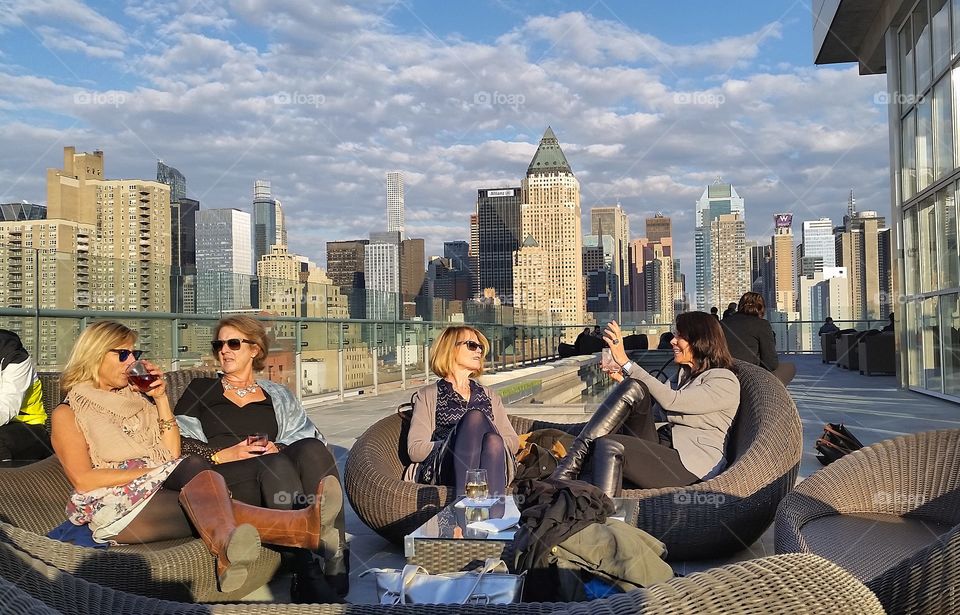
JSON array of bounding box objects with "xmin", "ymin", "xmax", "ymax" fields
[{"xmin": 406, "ymin": 380, "xmax": 520, "ymax": 463}]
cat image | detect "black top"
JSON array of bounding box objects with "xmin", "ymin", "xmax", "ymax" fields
[
  {"xmin": 721, "ymin": 312, "xmax": 779, "ymax": 371},
  {"xmin": 174, "ymin": 377, "xmax": 278, "ymax": 449}
]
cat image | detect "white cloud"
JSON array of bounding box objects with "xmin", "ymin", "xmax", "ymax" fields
[{"xmin": 0, "ymin": 4, "xmax": 890, "ymax": 282}]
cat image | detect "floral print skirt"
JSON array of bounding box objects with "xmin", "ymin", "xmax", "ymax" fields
[{"xmin": 66, "ymin": 457, "xmax": 183, "ymax": 545}]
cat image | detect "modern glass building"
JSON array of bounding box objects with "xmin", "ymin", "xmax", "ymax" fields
[{"xmin": 816, "ymin": 0, "xmax": 960, "ymax": 399}]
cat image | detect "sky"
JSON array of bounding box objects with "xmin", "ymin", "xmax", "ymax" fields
[{"xmin": 0, "ymin": 0, "xmax": 890, "ymax": 280}]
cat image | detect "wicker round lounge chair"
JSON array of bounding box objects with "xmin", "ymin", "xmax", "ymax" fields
[
  {"xmin": 775, "ymin": 428, "xmax": 960, "ymax": 615},
  {"xmin": 345, "ymin": 360, "xmax": 802, "ymax": 559},
  {"xmin": 0, "ymin": 536, "xmax": 886, "ymax": 614},
  {"xmin": 0, "ymin": 367, "xmax": 282, "ymax": 603}
]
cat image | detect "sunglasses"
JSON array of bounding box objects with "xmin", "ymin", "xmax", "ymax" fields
[
  {"xmin": 211, "ymin": 338, "xmax": 257, "ymax": 352},
  {"xmin": 457, "ymin": 340, "xmax": 484, "ymax": 352},
  {"xmin": 108, "ymin": 349, "xmax": 144, "ymax": 361}
]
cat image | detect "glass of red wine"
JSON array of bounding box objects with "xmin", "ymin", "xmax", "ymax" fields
[
  {"xmin": 246, "ymin": 433, "xmax": 268, "ymax": 454},
  {"xmin": 127, "ymin": 360, "xmax": 158, "ymax": 393}
]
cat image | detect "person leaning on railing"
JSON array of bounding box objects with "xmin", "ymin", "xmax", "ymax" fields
[
  {"xmin": 0, "ymin": 329, "xmax": 52, "ymax": 462},
  {"xmin": 405, "ymin": 325, "xmax": 520, "ymax": 497},
  {"xmin": 552, "ymin": 312, "xmax": 740, "ymax": 498},
  {"xmin": 173, "ymin": 315, "xmax": 346, "ymax": 603}
]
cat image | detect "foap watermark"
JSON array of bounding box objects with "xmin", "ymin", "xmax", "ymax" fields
[
  {"xmin": 873, "ymin": 490, "xmax": 927, "ymax": 507},
  {"xmin": 273, "ymin": 491, "xmax": 323, "ymax": 507},
  {"xmin": 874, "ymin": 91, "xmax": 923, "ymax": 106},
  {"xmin": 673, "ymin": 91, "xmax": 725, "ymax": 108},
  {"xmin": 673, "ymin": 492, "xmax": 726, "ymax": 507},
  {"xmin": 474, "ymin": 90, "xmax": 525, "ymax": 111},
  {"xmin": 274, "ymin": 91, "xmax": 325, "ymax": 108},
  {"xmin": 73, "ymin": 91, "xmax": 126, "ymax": 108}
]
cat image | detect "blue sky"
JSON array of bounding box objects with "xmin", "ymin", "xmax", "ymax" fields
[{"xmin": 0, "ymin": 0, "xmax": 889, "ymax": 280}]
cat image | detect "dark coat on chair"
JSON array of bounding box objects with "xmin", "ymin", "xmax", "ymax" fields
[{"xmin": 721, "ymin": 312, "xmax": 779, "ymax": 371}]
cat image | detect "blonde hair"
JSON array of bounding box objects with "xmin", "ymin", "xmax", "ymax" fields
[
  {"xmin": 214, "ymin": 315, "xmax": 269, "ymax": 372},
  {"xmin": 429, "ymin": 326, "xmax": 488, "ymax": 379},
  {"xmin": 61, "ymin": 321, "xmax": 137, "ymax": 394}
]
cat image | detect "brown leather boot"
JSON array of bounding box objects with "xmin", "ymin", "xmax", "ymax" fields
[
  {"xmin": 232, "ymin": 475, "xmax": 342, "ymax": 552},
  {"xmin": 178, "ymin": 470, "xmax": 261, "ymax": 593}
]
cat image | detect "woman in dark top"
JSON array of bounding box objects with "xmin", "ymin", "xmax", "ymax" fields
[
  {"xmin": 720, "ymin": 292, "xmax": 779, "ymax": 371},
  {"xmin": 175, "ymin": 315, "xmax": 347, "ymax": 602}
]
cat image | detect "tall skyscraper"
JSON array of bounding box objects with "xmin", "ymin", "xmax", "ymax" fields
[
  {"xmin": 695, "ymin": 180, "xmax": 746, "ymax": 310},
  {"xmin": 364, "ymin": 241, "xmax": 399, "ymax": 320},
  {"xmin": 591, "ymin": 205, "xmax": 630, "ymax": 313},
  {"xmin": 443, "ymin": 240, "xmax": 472, "ymax": 300},
  {"xmin": 771, "ymin": 213, "xmax": 796, "ymax": 313},
  {"xmin": 835, "ymin": 209, "xmax": 892, "ymax": 320},
  {"xmin": 196, "ymin": 208, "xmax": 252, "ymax": 313},
  {"xmin": 477, "ymin": 187, "xmax": 521, "ymax": 302},
  {"xmin": 325, "ymin": 239, "xmax": 368, "ymax": 288},
  {"xmin": 583, "ymin": 234, "xmax": 614, "ymax": 313},
  {"xmin": 399, "ymin": 237, "xmax": 425, "ymax": 316},
  {"xmin": 469, "ymin": 213, "xmax": 479, "ymax": 298},
  {"xmin": 156, "ymin": 161, "xmax": 186, "ymax": 203},
  {"xmin": 514, "ymin": 127, "xmax": 583, "ymax": 336},
  {"xmin": 386, "ymin": 171, "xmax": 405, "ymax": 235},
  {"xmin": 512, "ymin": 235, "xmax": 548, "ymax": 316},
  {"xmin": 801, "ymin": 218, "xmax": 837, "ymax": 268},
  {"xmin": 646, "ymin": 213, "xmax": 671, "ymax": 244},
  {"xmin": 252, "ymin": 180, "xmax": 287, "ymax": 266},
  {"xmin": 157, "ymin": 162, "xmax": 198, "ymax": 314},
  {"xmin": 709, "ymin": 213, "xmax": 749, "ymax": 310},
  {"xmin": 0, "ymin": 147, "xmax": 171, "ymax": 364}
]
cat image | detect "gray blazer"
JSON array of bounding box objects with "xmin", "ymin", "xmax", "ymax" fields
[{"xmin": 628, "ymin": 366, "xmax": 740, "ymax": 479}]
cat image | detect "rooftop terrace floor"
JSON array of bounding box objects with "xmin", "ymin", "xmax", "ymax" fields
[{"xmin": 256, "ymin": 354, "xmax": 960, "ymax": 604}]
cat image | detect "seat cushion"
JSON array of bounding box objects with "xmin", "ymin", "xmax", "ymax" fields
[{"xmin": 800, "ymin": 512, "xmax": 955, "ymax": 582}]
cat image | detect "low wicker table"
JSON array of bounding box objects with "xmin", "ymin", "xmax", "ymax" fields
[{"xmin": 404, "ymin": 496, "xmax": 638, "ymax": 573}]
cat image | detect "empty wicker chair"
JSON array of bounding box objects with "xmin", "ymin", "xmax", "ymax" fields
[
  {"xmin": 346, "ymin": 361, "xmax": 802, "ymax": 561},
  {"xmin": 776, "ymin": 428, "xmax": 960, "ymax": 615}
]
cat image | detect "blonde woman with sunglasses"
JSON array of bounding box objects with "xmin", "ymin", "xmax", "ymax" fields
[
  {"xmin": 173, "ymin": 315, "xmax": 347, "ymax": 603},
  {"xmin": 405, "ymin": 326, "xmax": 519, "ymax": 497}
]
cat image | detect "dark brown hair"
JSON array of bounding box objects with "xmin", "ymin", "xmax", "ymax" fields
[
  {"xmin": 676, "ymin": 311, "xmax": 734, "ymax": 379},
  {"xmin": 737, "ymin": 291, "xmax": 765, "ymax": 318}
]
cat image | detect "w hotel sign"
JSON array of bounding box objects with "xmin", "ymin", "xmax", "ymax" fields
[{"xmin": 774, "ymin": 213, "xmax": 793, "ymax": 228}]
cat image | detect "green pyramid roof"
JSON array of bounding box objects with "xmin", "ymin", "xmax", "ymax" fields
[{"xmin": 527, "ymin": 126, "xmax": 572, "ymax": 175}]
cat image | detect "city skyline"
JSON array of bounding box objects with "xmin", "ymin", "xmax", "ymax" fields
[{"xmin": 0, "ymin": 2, "xmax": 890, "ymax": 283}]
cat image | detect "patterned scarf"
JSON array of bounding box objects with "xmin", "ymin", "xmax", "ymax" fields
[{"xmin": 66, "ymin": 383, "xmax": 173, "ymax": 469}]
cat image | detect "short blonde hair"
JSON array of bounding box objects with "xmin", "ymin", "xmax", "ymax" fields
[
  {"xmin": 429, "ymin": 326, "xmax": 488, "ymax": 379},
  {"xmin": 214, "ymin": 316, "xmax": 270, "ymax": 372},
  {"xmin": 61, "ymin": 321, "xmax": 137, "ymax": 394}
]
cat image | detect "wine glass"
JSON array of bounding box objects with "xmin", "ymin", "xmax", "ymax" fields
[
  {"xmin": 127, "ymin": 360, "xmax": 159, "ymax": 393},
  {"xmin": 246, "ymin": 433, "xmax": 269, "ymax": 455},
  {"xmin": 601, "ymin": 348, "xmax": 621, "ymax": 375},
  {"xmin": 465, "ymin": 469, "xmax": 488, "ymax": 502}
]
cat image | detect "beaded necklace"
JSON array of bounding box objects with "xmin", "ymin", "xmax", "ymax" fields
[{"xmin": 221, "ymin": 379, "xmax": 260, "ymax": 398}]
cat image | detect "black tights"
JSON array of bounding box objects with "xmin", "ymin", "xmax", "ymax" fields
[
  {"xmin": 112, "ymin": 455, "xmax": 212, "ymax": 544},
  {"xmin": 212, "ymin": 439, "xmax": 345, "ymax": 548},
  {"xmin": 446, "ymin": 409, "xmax": 507, "ymax": 496}
]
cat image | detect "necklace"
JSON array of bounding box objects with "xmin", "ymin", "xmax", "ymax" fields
[{"xmin": 222, "ymin": 379, "xmax": 260, "ymax": 398}]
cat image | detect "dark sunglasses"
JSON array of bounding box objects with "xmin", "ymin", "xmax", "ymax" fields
[
  {"xmin": 457, "ymin": 340, "xmax": 484, "ymax": 352},
  {"xmin": 211, "ymin": 338, "xmax": 257, "ymax": 352},
  {"xmin": 108, "ymin": 349, "xmax": 144, "ymax": 361}
]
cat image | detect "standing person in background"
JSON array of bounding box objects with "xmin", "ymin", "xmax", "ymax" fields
[
  {"xmin": 710, "ymin": 307, "xmax": 720, "ymax": 320},
  {"xmin": 0, "ymin": 329, "xmax": 52, "ymax": 462},
  {"xmin": 882, "ymin": 313, "xmax": 895, "ymax": 332},
  {"xmin": 722, "ymin": 302, "xmax": 737, "ymax": 320}
]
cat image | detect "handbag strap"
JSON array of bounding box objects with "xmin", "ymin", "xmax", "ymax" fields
[
  {"xmin": 397, "ymin": 564, "xmax": 429, "ymax": 605},
  {"xmin": 461, "ymin": 558, "xmax": 509, "ymax": 604}
]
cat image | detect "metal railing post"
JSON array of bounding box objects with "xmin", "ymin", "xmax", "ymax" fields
[
  {"xmin": 373, "ymin": 324, "xmax": 379, "ymax": 396},
  {"xmin": 337, "ymin": 323, "xmax": 345, "ymax": 401},
  {"xmin": 400, "ymin": 321, "xmax": 407, "ymax": 390}
]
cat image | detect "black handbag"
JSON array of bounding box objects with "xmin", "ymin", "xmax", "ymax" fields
[{"xmin": 815, "ymin": 423, "xmax": 864, "ymax": 465}]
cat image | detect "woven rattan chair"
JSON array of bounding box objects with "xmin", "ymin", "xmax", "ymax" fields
[
  {"xmin": 0, "ymin": 367, "xmax": 280, "ymax": 603},
  {"xmin": 0, "ymin": 535, "xmax": 886, "ymax": 614},
  {"xmin": 346, "ymin": 361, "xmax": 802, "ymax": 560},
  {"xmin": 775, "ymin": 428, "xmax": 960, "ymax": 615}
]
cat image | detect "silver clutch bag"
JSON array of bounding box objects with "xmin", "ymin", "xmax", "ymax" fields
[{"xmin": 364, "ymin": 558, "xmax": 524, "ymax": 605}]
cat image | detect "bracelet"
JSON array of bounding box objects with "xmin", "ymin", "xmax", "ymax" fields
[{"xmin": 157, "ymin": 417, "xmax": 178, "ymax": 433}]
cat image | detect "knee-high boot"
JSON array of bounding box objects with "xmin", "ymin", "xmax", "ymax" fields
[
  {"xmin": 582, "ymin": 438, "xmax": 625, "ymax": 498},
  {"xmin": 178, "ymin": 470, "xmax": 262, "ymax": 593},
  {"xmin": 551, "ymin": 378, "xmax": 646, "ymax": 481},
  {"xmin": 232, "ymin": 475, "xmax": 346, "ymax": 603}
]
